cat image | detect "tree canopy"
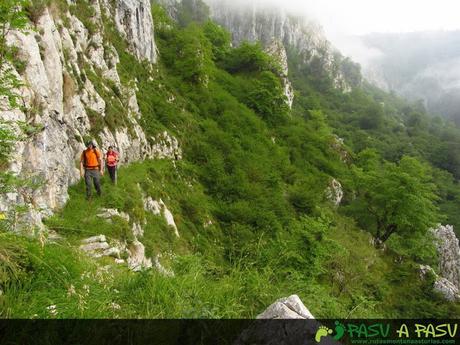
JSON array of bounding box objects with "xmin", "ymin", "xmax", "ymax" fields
[{"xmin": 348, "ymin": 150, "xmax": 439, "ymax": 244}]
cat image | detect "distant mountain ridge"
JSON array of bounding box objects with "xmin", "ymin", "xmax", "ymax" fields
[
  {"xmin": 204, "ymin": 0, "xmax": 362, "ymax": 91},
  {"xmin": 359, "ymin": 30, "xmax": 460, "ymax": 124}
]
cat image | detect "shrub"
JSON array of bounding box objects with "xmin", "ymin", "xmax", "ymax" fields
[
  {"xmin": 25, "ymin": 0, "xmax": 50, "ymax": 24},
  {"xmin": 224, "ymin": 42, "xmax": 278, "ymax": 74}
]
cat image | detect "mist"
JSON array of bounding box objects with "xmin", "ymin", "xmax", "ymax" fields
[
  {"xmin": 207, "ymin": 0, "xmax": 460, "ymax": 67},
  {"xmin": 207, "ymin": 0, "xmax": 460, "ymax": 34},
  {"xmin": 234, "ymin": 0, "xmax": 460, "ymax": 35}
]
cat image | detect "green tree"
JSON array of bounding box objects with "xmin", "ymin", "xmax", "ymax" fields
[
  {"xmin": 224, "ymin": 42, "xmax": 279, "ymax": 74},
  {"xmin": 203, "ymin": 20, "xmax": 231, "ymax": 62},
  {"xmin": 0, "ymin": 0, "xmax": 29, "ymax": 163},
  {"xmin": 177, "ymin": 0, "xmax": 210, "ymax": 27},
  {"xmin": 431, "ymin": 141, "xmax": 460, "ymax": 179},
  {"xmin": 174, "ymin": 23, "xmax": 213, "ymax": 84},
  {"xmin": 0, "ymin": 0, "xmax": 29, "ymax": 230},
  {"xmin": 349, "ymin": 150, "xmax": 439, "ymax": 244},
  {"xmin": 358, "ymin": 103, "xmax": 384, "ymax": 130},
  {"xmin": 0, "ymin": 0, "xmax": 29, "ymax": 108},
  {"xmin": 340, "ymin": 57, "xmax": 361, "ymax": 88},
  {"xmin": 244, "ymin": 71, "xmax": 289, "ymax": 125}
]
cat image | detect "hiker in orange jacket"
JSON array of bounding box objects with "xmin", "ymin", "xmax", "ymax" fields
[{"xmin": 80, "ymin": 140, "xmax": 104, "ymax": 199}]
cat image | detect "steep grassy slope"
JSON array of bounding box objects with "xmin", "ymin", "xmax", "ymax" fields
[
  {"xmin": 2, "ymin": 162, "xmax": 455, "ymax": 318},
  {"xmin": 1, "ymin": 0, "xmax": 459, "ymax": 318},
  {"xmin": 287, "ymin": 48, "xmax": 460, "ymax": 237}
]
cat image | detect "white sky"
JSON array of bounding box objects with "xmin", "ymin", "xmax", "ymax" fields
[{"xmin": 279, "ymin": 0, "xmax": 460, "ymax": 35}]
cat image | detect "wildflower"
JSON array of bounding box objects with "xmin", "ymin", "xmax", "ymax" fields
[
  {"xmin": 38, "ymin": 230, "xmax": 46, "ymax": 248},
  {"xmin": 80, "ymin": 271, "xmax": 90, "ymax": 280},
  {"xmin": 0, "ymin": 213, "xmax": 6, "ymax": 220},
  {"xmin": 46, "ymin": 305, "xmax": 58, "ymax": 316},
  {"xmin": 67, "ymin": 284, "xmax": 76, "ymax": 297},
  {"xmin": 110, "ymin": 302, "xmax": 121, "ymax": 310},
  {"xmin": 78, "ymin": 294, "xmax": 87, "ymax": 312}
]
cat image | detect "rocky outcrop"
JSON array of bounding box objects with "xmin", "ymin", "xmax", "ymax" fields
[
  {"xmin": 434, "ymin": 278, "xmax": 460, "ymax": 302},
  {"xmin": 154, "ymin": 254, "xmax": 175, "ymax": 277},
  {"xmin": 94, "ymin": 206, "xmax": 176, "ymax": 275},
  {"xmin": 127, "ymin": 240, "xmax": 152, "ymax": 271},
  {"xmin": 93, "ymin": 207, "xmax": 156, "ymax": 273},
  {"xmin": 235, "ymin": 295, "xmax": 322, "ymax": 345},
  {"xmin": 132, "ymin": 222, "xmax": 144, "ymax": 238},
  {"xmin": 205, "ymin": 0, "xmax": 356, "ymax": 92},
  {"xmin": 112, "ymin": 0, "xmax": 158, "ymax": 63},
  {"xmin": 143, "ymin": 196, "xmax": 180, "ymax": 237},
  {"xmin": 325, "ymin": 179, "xmax": 343, "ymax": 207},
  {"xmin": 97, "ymin": 208, "xmax": 130, "ymax": 222},
  {"xmin": 0, "ymin": 1, "xmax": 179, "ymax": 229},
  {"xmin": 2, "ymin": 8, "xmax": 84, "ymax": 217},
  {"xmin": 265, "ymin": 40, "xmax": 294, "ymax": 108},
  {"xmin": 331, "ymin": 135, "xmax": 351, "ymax": 163},
  {"xmin": 151, "ymin": 131, "xmax": 182, "ymax": 160},
  {"xmin": 79, "ymin": 234, "xmax": 122, "ymax": 259},
  {"xmin": 418, "ymin": 225, "xmax": 460, "ymax": 301},
  {"xmin": 96, "ymin": 209, "xmax": 152, "ymax": 272},
  {"xmin": 257, "ymin": 295, "xmax": 315, "ymax": 319},
  {"xmin": 419, "ymin": 264, "xmax": 460, "ymax": 301},
  {"xmin": 431, "ymin": 225, "xmax": 460, "ymax": 290}
]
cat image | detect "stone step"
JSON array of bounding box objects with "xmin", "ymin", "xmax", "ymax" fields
[{"xmin": 81, "ymin": 235, "xmax": 107, "ymax": 244}]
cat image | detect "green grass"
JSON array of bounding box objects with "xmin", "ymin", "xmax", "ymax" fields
[
  {"xmin": 45, "ymin": 161, "xmax": 203, "ymax": 253},
  {"xmin": 2, "ymin": 162, "xmax": 457, "ymax": 318}
]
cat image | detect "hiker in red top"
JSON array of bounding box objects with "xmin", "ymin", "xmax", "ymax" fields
[{"xmin": 106, "ymin": 146, "xmax": 119, "ymax": 184}]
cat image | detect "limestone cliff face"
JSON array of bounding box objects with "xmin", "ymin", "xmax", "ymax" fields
[
  {"xmin": 0, "ymin": 0, "xmax": 179, "ymax": 228},
  {"xmin": 158, "ymin": 0, "xmax": 359, "ymax": 104},
  {"xmin": 420, "ymin": 225, "xmax": 460, "ymax": 301},
  {"xmin": 432, "ymin": 225, "xmax": 460, "ymax": 291},
  {"xmin": 112, "ymin": 0, "xmax": 158, "ymax": 62},
  {"xmin": 264, "ymin": 40, "xmax": 294, "ymax": 108},
  {"xmin": 205, "ymin": 0, "xmax": 355, "ymax": 92}
]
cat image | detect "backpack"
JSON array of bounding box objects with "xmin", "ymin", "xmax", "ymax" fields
[{"xmin": 82, "ymin": 148, "xmax": 100, "ymax": 168}]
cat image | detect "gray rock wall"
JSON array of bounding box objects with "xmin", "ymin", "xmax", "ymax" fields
[
  {"xmin": 419, "ymin": 225, "xmax": 460, "ymax": 301},
  {"xmin": 431, "ymin": 225, "xmax": 460, "ymax": 290},
  {"xmin": 265, "ymin": 40, "xmax": 294, "ymax": 108},
  {"xmin": 112, "ymin": 0, "xmax": 158, "ymax": 62},
  {"xmin": 0, "ymin": 0, "xmax": 178, "ymax": 228},
  {"xmin": 205, "ymin": 0, "xmax": 352, "ymax": 92}
]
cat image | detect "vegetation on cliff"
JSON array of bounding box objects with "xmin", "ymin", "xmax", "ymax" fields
[{"xmin": 0, "ymin": 0, "xmax": 459, "ymax": 318}]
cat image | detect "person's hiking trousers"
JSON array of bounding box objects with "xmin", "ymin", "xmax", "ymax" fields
[
  {"xmin": 85, "ymin": 169, "xmax": 101, "ymax": 198},
  {"xmin": 107, "ymin": 165, "xmax": 117, "ymax": 184}
]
